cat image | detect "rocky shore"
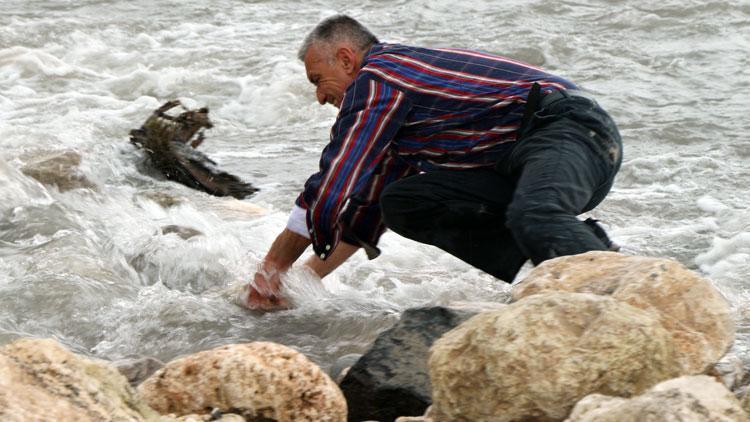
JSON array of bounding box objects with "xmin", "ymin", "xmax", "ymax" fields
[{"xmin": 1, "ymin": 251, "xmax": 748, "ymax": 421}]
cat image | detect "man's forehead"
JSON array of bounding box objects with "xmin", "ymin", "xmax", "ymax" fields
[
  {"xmin": 304, "ymin": 45, "xmax": 325, "ymax": 64},
  {"xmin": 304, "ymin": 47, "xmax": 325, "ymax": 81}
]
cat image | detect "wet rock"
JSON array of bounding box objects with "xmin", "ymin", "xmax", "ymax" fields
[
  {"xmin": 512, "ymin": 251, "xmax": 735, "ymax": 374},
  {"xmin": 0, "ymin": 337, "xmax": 160, "ymax": 421},
  {"xmin": 339, "ymin": 306, "xmax": 478, "ymax": 422},
  {"xmin": 130, "ymin": 100, "xmax": 258, "ymax": 199},
  {"xmin": 429, "ymin": 292, "xmax": 682, "ymax": 421},
  {"xmin": 140, "ymin": 190, "xmax": 183, "ymax": 208},
  {"xmin": 114, "ymin": 356, "xmax": 165, "ymax": 387},
  {"xmin": 161, "ymin": 225, "xmax": 203, "ymax": 240},
  {"xmin": 137, "ymin": 342, "xmax": 346, "ymax": 421},
  {"xmin": 20, "ymin": 150, "xmax": 97, "ymax": 192},
  {"xmin": 567, "ymin": 375, "xmax": 748, "ymax": 422}
]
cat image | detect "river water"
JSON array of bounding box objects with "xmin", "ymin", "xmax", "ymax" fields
[{"xmin": 1, "ymin": 0, "xmax": 749, "ymax": 373}]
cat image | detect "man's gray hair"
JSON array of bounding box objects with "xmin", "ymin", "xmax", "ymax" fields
[{"xmin": 297, "ymin": 15, "xmax": 379, "ymax": 61}]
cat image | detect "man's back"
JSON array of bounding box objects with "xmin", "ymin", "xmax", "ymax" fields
[{"xmin": 353, "ymin": 43, "xmax": 579, "ymax": 169}]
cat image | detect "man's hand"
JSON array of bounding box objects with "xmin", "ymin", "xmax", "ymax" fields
[
  {"xmin": 240, "ymin": 270, "xmax": 290, "ymax": 311},
  {"xmin": 237, "ymin": 228, "xmax": 361, "ymax": 311},
  {"xmin": 238, "ymin": 229, "xmax": 311, "ymax": 311}
]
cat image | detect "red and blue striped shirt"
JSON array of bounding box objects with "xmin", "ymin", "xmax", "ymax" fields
[{"xmin": 296, "ymin": 43, "xmax": 577, "ymax": 259}]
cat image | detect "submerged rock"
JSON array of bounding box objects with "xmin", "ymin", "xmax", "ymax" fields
[
  {"xmin": 566, "ymin": 375, "xmax": 748, "ymax": 422},
  {"xmin": 137, "ymin": 342, "xmax": 346, "ymax": 421},
  {"xmin": 129, "ymin": 100, "xmax": 258, "ymax": 199},
  {"xmin": 161, "ymin": 225, "xmax": 203, "ymax": 240},
  {"xmin": 139, "ymin": 190, "xmax": 184, "ymax": 208},
  {"xmin": 20, "ymin": 150, "xmax": 97, "ymax": 192},
  {"xmin": 339, "ymin": 306, "xmax": 480, "ymax": 422},
  {"xmin": 0, "ymin": 338, "xmax": 160, "ymax": 421},
  {"xmin": 512, "ymin": 251, "xmax": 734, "ymax": 374},
  {"xmin": 428, "ymin": 292, "xmax": 682, "ymax": 421}
]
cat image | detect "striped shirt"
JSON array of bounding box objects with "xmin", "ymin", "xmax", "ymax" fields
[{"xmin": 295, "ymin": 43, "xmax": 578, "ymax": 259}]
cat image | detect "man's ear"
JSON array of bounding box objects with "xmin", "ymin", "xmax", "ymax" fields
[{"xmin": 336, "ymin": 46, "xmax": 358, "ymax": 75}]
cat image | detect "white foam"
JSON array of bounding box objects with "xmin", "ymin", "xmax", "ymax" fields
[
  {"xmin": 696, "ymin": 233, "xmax": 750, "ymax": 277},
  {"xmin": 0, "ymin": 159, "xmax": 53, "ymax": 210},
  {"xmin": 697, "ymin": 195, "xmax": 730, "ymax": 214}
]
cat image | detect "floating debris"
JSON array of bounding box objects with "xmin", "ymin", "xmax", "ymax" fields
[{"xmin": 129, "ymin": 100, "xmax": 258, "ymax": 199}]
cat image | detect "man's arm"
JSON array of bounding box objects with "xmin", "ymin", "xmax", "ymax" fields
[
  {"xmin": 259, "ymin": 228, "xmax": 311, "ymax": 278},
  {"xmin": 257, "ymin": 227, "xmax": 360, "ymax": 282},
  {"xmin": 303, "ymin": 241, "xmax": 360, "ymax": 278},
  {"xmin": 305, "ymin": 77, "xmax": 412, "ymax": 259}
]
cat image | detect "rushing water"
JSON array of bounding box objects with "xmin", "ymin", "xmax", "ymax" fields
[{"xmin": 1, "ymin": 0, "xmax": 749, "ymax": 372}]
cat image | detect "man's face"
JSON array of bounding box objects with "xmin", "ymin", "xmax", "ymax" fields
[{"xmin": 304, "ymin": 44, "xmax": 356, "ymax": 109}]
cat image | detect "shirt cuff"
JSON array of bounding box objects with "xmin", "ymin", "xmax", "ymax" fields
[{"xmin": 286, "ymin": 205, "xmax": 310, "ymax": 239}]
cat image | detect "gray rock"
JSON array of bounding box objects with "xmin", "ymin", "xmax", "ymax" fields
[
  {"xmin": 339, "ymin": 306, "xmax": 477, "ymax": 422},
  {"xmin": 114, "ymin": 356, "xmax": 164, "ymax": 387}
]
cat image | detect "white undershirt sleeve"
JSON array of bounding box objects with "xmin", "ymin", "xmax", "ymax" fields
[{"xmin": 286, "ymin": 204, "xmax": 310, "ymax": 239}]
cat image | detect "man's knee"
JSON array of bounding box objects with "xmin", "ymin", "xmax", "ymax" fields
[{"xmin": 505, "ymin": 199, "xmax": 562, "ymax": 235}]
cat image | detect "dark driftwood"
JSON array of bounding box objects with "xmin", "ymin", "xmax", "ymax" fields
[{"xmin": 129, "ymin": 100, "xmax": 258, "ymax": 199}]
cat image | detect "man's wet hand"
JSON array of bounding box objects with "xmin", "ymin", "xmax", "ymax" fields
[{"xmin": 238, "ymin": 271, "xmax": 290, "ymax": 311}]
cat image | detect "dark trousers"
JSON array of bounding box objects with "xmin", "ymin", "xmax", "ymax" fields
[{"xmin": 380, "ymin": 93, "xmax": 623, "ymax": 282}]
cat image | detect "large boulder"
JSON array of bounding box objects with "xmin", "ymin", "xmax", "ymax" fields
[
  {"xmin": 566, "ymin": 375, "xmax": 748, "ymax": 421},
  {"xmin": 0, "ymin": 338, "xmax": 160, "ymax": 421},
  {"xmin": 512, "ymin": 251, "xmax": 734, "ymax": 374},
  {"xmin": 429, "ymin": 292, "xmax": 682, "ymax": 421},
  {"xmin": 340, "ymin": 306, "xmax": 485, "ymax": 422},
  {"xmin": 137, "ymin": 342, "xmax": 346, "ymax": 422}
]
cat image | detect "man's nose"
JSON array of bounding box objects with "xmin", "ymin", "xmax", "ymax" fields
[{"xmin": 316, "ymin": 89, "xmax": 326, "ymax": 105}]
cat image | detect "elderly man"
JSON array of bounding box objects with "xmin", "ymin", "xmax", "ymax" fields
[{"xmin": 242, "ymin": 15, "xmax": 622, "ymax": 310}]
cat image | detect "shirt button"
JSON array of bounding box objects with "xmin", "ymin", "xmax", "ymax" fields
[
  {"xmin": 320, "ymin": 253, "xmax": 326, "ymax": 259},
  {"xmin": 325, "ymin": 245, "xmax": 331, "ymax": 251}
]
